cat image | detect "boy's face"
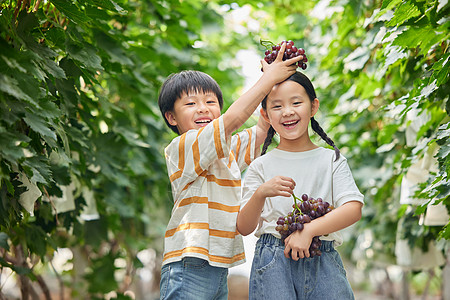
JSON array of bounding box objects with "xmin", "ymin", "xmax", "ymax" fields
[{"xmin": 165, "ymin": 91, "xmax": 221, "ymax": 134}]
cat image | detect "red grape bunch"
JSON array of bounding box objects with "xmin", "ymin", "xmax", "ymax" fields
[
  {"xmin": 275, "ymin": 193, "xmax": 334, "ymax": 257},
  {"xmin": 261, "ymin": 39, "xmax": 308, "ymax": 70}
]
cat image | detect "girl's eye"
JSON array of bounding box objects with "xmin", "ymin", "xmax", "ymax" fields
[
  {"xmin": 207, "ymin": 100, "xmax": 217, "ymax": 104},
  {"xmin": 293, "ymin": 101, "xmax": 302, "ymax": 105},
  {"xmin": 186, "ymin": 102, "xmax": 195, "ymax": 106},
  {"xmin": 272, "ymin": 105, "xmax": 282, "ymax": 109}
]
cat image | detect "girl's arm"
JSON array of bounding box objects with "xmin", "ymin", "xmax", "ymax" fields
[
  {"xmin": 237, "ymin": 175, "xmax": 296, "ymax": 236},
  {"xmin": 284, "ymin": 200, "xmax": 363, "ymax": 260}
]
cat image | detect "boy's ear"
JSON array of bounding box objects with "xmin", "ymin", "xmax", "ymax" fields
[
  {"xmin": 165, "ymin": 111, "xmax": 177, "ymax": 126},
  {"xmin": 311, "ymin": 98, "xmax": 320, "ymax": 117},
  {"xmin": 260, "ymin": 108, "xmax": 270, "ymax": 123}
]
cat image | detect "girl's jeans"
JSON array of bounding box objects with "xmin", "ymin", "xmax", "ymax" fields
[
  {"xmin": 159, "ymin": 257, "xmax": 228, "ymax": 300},
  {"xmin": 249, "ymin": 234, "xmax": 355, "ymax": 300}
]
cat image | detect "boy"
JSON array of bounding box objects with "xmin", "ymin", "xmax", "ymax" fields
[{"xmin": 158, "ymin": 43, "xmax": 300, "ymax": 299}]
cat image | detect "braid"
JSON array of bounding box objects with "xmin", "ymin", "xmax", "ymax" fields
[
  {"xmin": 261, "ymin": 126, "xmax": 276, "ymax": 155},
  {"xmin": 310, "ymin": 117, "xmax": 340, "ymax": 161}
]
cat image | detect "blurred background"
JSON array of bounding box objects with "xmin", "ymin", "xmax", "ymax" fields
[{"xmin": 0, "ymin": 0, "xmax": 449, "ymax": 299}]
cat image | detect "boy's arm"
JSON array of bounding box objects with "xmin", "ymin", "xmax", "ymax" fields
[
  {"xmin": 255, "ymin": 112, "xmax": 270, "ymax": 156},
  {"xmin": 223, "ymin": 43, "xmax": 303, "ymax": 137}
]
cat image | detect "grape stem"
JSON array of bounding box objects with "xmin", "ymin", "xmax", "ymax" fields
[
  {"xmin": 292, "ymin": 193, "xmax": 302, "ymax": 213},
  {"xmin": 260, "ymin": 39, "xmax": 275, "ymax": 50}
]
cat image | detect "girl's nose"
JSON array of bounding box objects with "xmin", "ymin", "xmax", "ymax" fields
[{"xmin": 282, "ymin": 107, "xmax": 294, "ymax": 117}]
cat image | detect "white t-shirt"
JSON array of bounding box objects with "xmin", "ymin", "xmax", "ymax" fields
[
  {"xmin": 240, "ymin": 147, "xmax": 364, "ymax": 246},
  {"xmin": 162, "ymin": 115, "xmax": 257, "ymax": 268}
]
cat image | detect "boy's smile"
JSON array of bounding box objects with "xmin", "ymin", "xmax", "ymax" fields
[
  {"xmin": 165, "ymin": 92, "xmax": 221, "ymax": 134},
  {"xmin": 195, "ymin": 117, "xmax": 213, "ymax": 127}
]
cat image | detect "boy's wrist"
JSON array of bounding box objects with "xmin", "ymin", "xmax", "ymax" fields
[{"xmin": 260, "ymin": 71, "xmax": 278, "ymax": 86}]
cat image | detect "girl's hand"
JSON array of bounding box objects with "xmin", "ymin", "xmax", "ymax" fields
[
  {"xmin": 283, "ymin": 227, "xmax": 314, "ymax": 260},
  {"xmin": 258, "ymin": 176, "xmax": 296, "ymax": 199},
  {"xmin": 260, "ymin": 42, "xmax": 303, "ymax": 84}
]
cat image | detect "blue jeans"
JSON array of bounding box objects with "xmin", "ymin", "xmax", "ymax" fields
[
  {"xmin": 159, "ymin": 257, "xmax": 228, "ymax": 300},
  {"xmin": 249, "ymin": 234, "xmax": 354, "ymax": 300}
]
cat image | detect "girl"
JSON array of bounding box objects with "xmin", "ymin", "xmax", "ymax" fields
[{"xmin": 237, "ymin": 71, "xmax": 364, "ymax": 299}]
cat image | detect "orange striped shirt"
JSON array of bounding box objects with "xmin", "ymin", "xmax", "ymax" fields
[{"xmin": 162, "ymin": 116, "xmax": 256, "ymax": 268}]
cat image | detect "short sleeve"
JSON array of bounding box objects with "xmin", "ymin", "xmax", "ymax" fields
[
  {"xmin": 165, "ymin": 116, "xmax": 230, "ymax": 199},
  {"xmin": 231, "ymin": 126, "xmax": 257, "ymax": 172},
  {"xmin": 240, "ymin": 161, "xmax": 264, "ymax": 209},
  {"xmin": 332, "ymin": 156, "xmax": 364, "ymax": 208}
]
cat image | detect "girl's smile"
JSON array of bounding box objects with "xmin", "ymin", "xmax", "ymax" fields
[
  {"xmin": 261, "ymin": 80, "xmax": 320, "ymax": 152},
  {"xmin": 282, "ymin": 119, "xmax": 299, "ymax": 129}
]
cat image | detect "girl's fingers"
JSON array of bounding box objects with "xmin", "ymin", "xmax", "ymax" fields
[
  {"xmin": 284, "ymin": 245, "xmax": 291, "ymax": 258},
  {"xmin": 279, "ymin": 191, "xmax": 292, "ymax": 197},
  {"xmin": 291, "ymin": 250, "xmax": 299, "ymax": 261},
  {"xmin": 281, "ymin": 181, "xmax": 295, "ymax": 190},
  {"xmin": 279, "ymin": 176, "xmax": 296, "ymax": 186}
]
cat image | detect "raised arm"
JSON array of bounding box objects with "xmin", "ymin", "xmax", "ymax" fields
[
  {"xmin": 254, "ymin": 109, "xmax": 270, "ymax": 156},
  {"xmin": 223, "ymin": 43, "xmax": 302, "ymax": 137}
]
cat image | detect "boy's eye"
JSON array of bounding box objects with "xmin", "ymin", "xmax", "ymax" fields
[
  {"xmin": 293, "ymin": 101, "xmax": 302, "ymax": 105},
  {"xmin": 207, "ymin": 100, "xmax": 217, "ymax": 104},
  {"xmin": 272, "ymin": 105, "xmax": 281, "ymax": 109},
  {"xmin": 186, "ymin": 102, "xmax": 195, "ymax": 106}
]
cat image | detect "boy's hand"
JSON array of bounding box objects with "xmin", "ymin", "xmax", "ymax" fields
[
  {"xmin": 283, "ymin": 227, "xmax": 314, "ymax": 260},
  {"xmin": 258, "ymin": 176, "xmax": 295, "ymax": 199},
  {"xmin": 260, "ymin": 42, "xmax": 304, "ymax": 84}
]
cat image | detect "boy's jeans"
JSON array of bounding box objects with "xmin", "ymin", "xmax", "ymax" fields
[
  {"xmin": 159, "ymin": 257, "xmax": 228, "ymax": 300},
  {"xmin": 249, "ymin": 234, "xmax": 355, "ymax": 300}
]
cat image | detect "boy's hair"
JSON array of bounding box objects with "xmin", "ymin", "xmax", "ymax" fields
[
  {"xmin": 158, "ymin": 70, "xmax": 224, "ymax": 134},
  {"xmin": 261, "ymin": 71, "xmax": 340, "ymax": 161}
]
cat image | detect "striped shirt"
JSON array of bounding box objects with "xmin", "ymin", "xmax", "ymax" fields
[{"xmin": 162, "ymin": 115, "xmax": 256, "ymax": 268}]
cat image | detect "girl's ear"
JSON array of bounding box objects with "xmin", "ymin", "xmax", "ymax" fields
[
  {"xmin": 260, "ymin": 108, "xmax": 271, "ymax": 123},
  {"xmin": 311, "ymin": 98, "xmax": 320, "ymax": 117},
  {"xmin": 165, "ymin": 111, "xmax": 177, "ymax": 126}
]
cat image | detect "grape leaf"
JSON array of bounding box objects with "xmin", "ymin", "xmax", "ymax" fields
[
  {"xmin": 0, "ymin": 74, "xmax": 37, "ymax": 105},
  {"xmin": 50, "ymin": 0, "xmax": 92, "ymax": 24},
  {"xmin": 386, "ymin": 2, "xmax": 421, "ymax": 26},
  {"xmin": 23, "ymin": 111, "xmax": 57, "ymax": 141},
  {"xmin": 66, "ymin": 41, "xmax": 104, "ymax": 71}
]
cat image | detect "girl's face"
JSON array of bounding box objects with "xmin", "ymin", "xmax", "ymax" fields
[{"xmin": 262, "ymin": 80, "xmax": 319, "ymax": 150}]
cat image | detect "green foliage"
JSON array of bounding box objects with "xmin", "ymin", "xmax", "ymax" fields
[
  {"xmin": 0, "ymin": 0, "xmax": 243, "ymax": 297},
  {"xmin": 1, "ymin": 0, "xmax": 449, "ymax": 297},
  {"xmin": 244, "ymin": 0, "xmax": 449, "ymax": 270}
]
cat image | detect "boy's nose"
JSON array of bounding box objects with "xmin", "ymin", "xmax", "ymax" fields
[{"xmin": 197, "ymin": 103, "xmax": 208, "ymax": 113}]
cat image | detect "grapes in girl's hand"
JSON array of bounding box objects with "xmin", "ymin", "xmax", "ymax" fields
[
  {"xmin": 260, "ymin": 39, "xmax": 308, "ymax": 71},
  {"xmin": 275, "ymin": 193, "xmax": 334, "ymax": 258}
]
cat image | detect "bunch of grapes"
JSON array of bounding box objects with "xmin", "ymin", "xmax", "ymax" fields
[
  {"xmin": 261, "ymin": 39, "xmax": 308, "ymax": 70},
  {"xmin": 275, "ymin": 193, "xmax": 334, "ymax": 257}
]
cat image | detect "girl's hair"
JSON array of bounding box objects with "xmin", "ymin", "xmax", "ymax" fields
[
  {"xmin": 261, "ymin": 71, "xmax": 340, "ymax": 161},
  {"xmin": 158, "ymin": 70, "xmax": 224, "ymax": 134}
]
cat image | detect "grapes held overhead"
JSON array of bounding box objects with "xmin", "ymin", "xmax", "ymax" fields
[
  {"xmin": 275, "ymin": 193, "xmax": 334, "ymax": 257},
  {"xmin": 261, "ymin": 39, "xmax": 308, "ymax": 70}
]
